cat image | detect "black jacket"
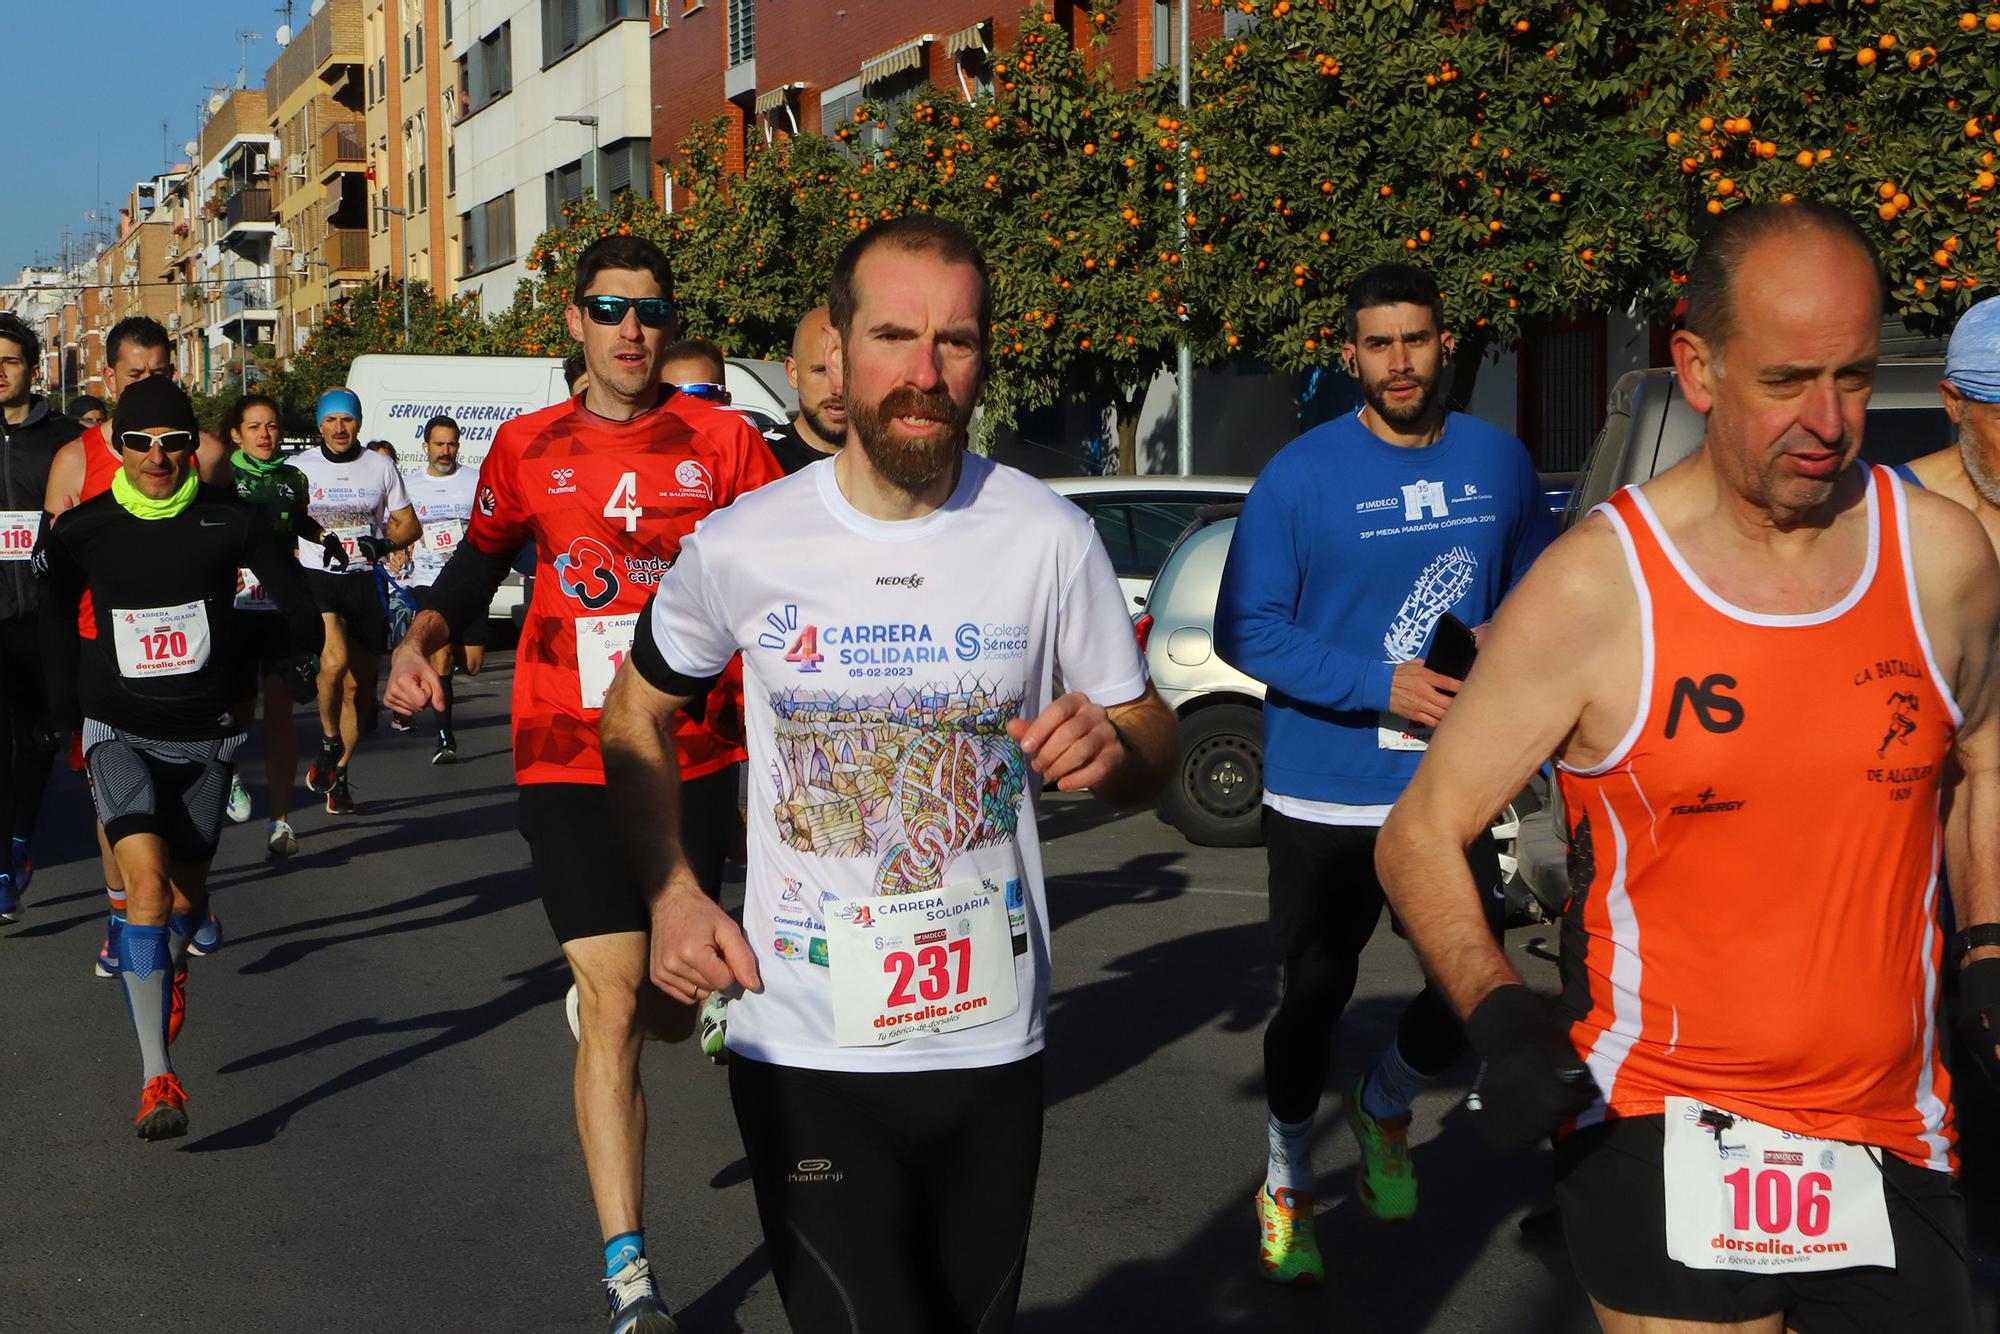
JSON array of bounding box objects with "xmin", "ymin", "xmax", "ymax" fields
[{"xmin": 0, "ymin": 396, "xmax": 82, "ymax": 621}]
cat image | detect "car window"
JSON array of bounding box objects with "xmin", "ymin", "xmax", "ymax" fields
[
  {"xmin": 1860, "ymin": 408, "xmax": 1952, "ymax": 469},
  {"xmin": 1090, "ymin": 500, "xmax": 1227, "ymax": 580}
]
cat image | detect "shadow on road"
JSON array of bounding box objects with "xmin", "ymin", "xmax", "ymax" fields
[
  {"xmin": 229, "ymin": 868, "xmax": 538, "ymax": 974},
  {"xmin": 675, "ymin": 1243, "xmax": 772, "ymax": 1334},
  {"xmin": 184, "ymin": 957, "xmax": 570, "ymax": 1153}
]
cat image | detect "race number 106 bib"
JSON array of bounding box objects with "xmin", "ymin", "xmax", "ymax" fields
[
  {"xmin": 111, "ymin": 601, "xmax": 212, "ymax": 678},
  {"xmin": 576, "ymin": 613, "xmax": 639, "ymax": 711},
  {"xmin": 1661, "ymin": 1097, "xmax": 1895, "ymax": 1274},
  {"xmin": 824, "ymin": 880, "xmax": 1020, "ymax": 1047}
]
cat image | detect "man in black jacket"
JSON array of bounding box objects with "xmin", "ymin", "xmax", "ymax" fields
[
  {"xmin": 0, "ymin": 311, "xmax": 80, "ymax": 921},
  {"xmin": 38, "ymin": 378, "xmax": 321, "ymax": 1139}
]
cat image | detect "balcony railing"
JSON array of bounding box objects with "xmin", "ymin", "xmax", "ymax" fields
[
  {"xmin": 220, "ymin": 279, "xmax": 275, "ymax": 320},
  {"xmin": 318, "ymin": 122, "xmax": 366, "ymax": 179},
  {"xmin": 321, "ymin": 228, "xmax": 368, "ymax": 275},
  {"xmin": 223, "ymin": 186, "xmax": 274, "ymax": 231}
]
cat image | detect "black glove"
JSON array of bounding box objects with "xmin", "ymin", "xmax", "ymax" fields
[
  {"xmin": 1956, "ymin": 955, "xmax": 2000, "ymax": 1091},
  {"xmin": 31, "ymin": 721, "xmax": 70, "ymax": 755},
  {"xmin": 282, "ymin": 654, "xmax": 320, "ymax": 705},
  {"xmin": 1462, "ymin": 984, "xmax": 1600, "ymax": 1150},
  {"xmin": 320, "ymin": 532, "xmax": 350, "ymax": 572},
  {"xmin": 354, "ymin": 534, "xmax": 392, "ymax": 564}
]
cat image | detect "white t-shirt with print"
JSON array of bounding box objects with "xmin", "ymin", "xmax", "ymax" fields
[
  {"xmin": 400, "ymin": 466, "xmax": 478, "ymax": 587},
  {"xmin": 291, "ymin": 447, "xmax": 413, "ymax": 572},
  {"xmin": 643, "ymin": 453, "xmax": 1148, "ymax": 1074}
]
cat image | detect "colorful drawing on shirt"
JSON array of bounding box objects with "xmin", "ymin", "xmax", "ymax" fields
[
  {"xmin": 768, "ymin": 678, "xmax": 1027, "ymax": 894},
  {"xmin": 1383, "ymin": 544, "xmax": 1477, "ymax": 662}
]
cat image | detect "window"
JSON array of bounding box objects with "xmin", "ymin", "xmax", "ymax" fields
[
  {"xmin": 1151, "ymin": 1, "xmax": 1172, "ymax": 71},
  {"xmin": 366, "ymin": 61, "xmax": 378, "ymax": 104},
  {"xmin": 407, "ymin": 171, "xmax": 416, "ymax": 213},
  {"xmin": 596, "ymin": 137, "xmax": 651, "ymax": 197},
  {"xmin": 447, "ymin": 145, "xmax": 456, "ymax": 193},
  {"xmin": 821, "ymin": 78, "xmax": 862, "ymax": 152},
  {"xmin": 860, "ymin": 66, "xmax": 924, "ymax": 150},
  {"xmin": 461, "ymin": 191, "xmax": 515, "ymax": 275},
  {"xmin": 728, "ymin": 0, "xmax": 754, "ymax": 66},
  {"xmin": 1084, "ymin": 500, "xmax": 1222, "ymax": 582},
  {"xmin": 377, "ymin": 57, "xmax": 388, "ymax": 98},
  {"xmin": 442, "ymin": 2, "xmax": 452, "ymax": 45},
  {"xmin": 413, "ymin": 23, "xmax": 424, "ymax": 69},
  {"xmin": 462, "ymin": 22, "xmax": 512, "ymax": 115},
  {"xmin": 546, "ymin": 157, "xmax": 586, "ymax": 218},
  {"xmin": 543, "ymin": 0, "xmax": 648, "ymax": 66},
  {"xmin": 403, "ymin": 33, "xmax": 412, "ymax": 73},
  {"xmin": 419, "ymin": 164, "xmax": 429, "ymax": 211}
]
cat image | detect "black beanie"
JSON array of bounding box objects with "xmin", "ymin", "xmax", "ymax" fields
[{"xmin": 111, "ymin": 377, "xmax": 199, "ymax": 445}]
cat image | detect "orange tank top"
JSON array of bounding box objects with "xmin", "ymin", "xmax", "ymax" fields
[
  {"xmin": 1555, "ymin": 467, "xmax": 1961, "ymax": 1171},
  {"xmin": 74, "ymin": 425, "xmax": 122, "ymax": 639}
]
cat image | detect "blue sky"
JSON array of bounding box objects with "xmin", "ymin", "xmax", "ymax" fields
[{"xmin": 0, "ymin": 0, "xmax": 285, "ymax": 287}]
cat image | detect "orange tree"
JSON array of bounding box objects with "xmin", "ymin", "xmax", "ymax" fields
[
  {"xmin": 1170, "ymin": 0, "xmax": 1717, "ymax": 373},
  {"xmin": 278, "ymin": 277, "xmax": 490, "ymax": 423},
  {"xmin": 1640, "ymin": 0, "xmax": 2000, "ymax": 331}
]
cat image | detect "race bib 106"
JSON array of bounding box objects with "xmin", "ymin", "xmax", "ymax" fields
[
  {"xmin": 824, "ymin": 880, "xmax": 1019, "ymax": 1047},
  {"xmin": 111, "ymin": 601, "xmax": 212, "ymax": 678},
  {"xmin": 235, "ymin": 567, "xmax": 275, "ymax": 612},
  {"xmin": 1662, "ymin": 1097, "xmax": 1895, "ymax": 1274}
]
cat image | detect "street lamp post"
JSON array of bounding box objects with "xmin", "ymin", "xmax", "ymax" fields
[
  {"xmin": 1176, "ymin": 0, "xmax": 1194, "ymax": 477},
  {"xmin": 554, "ymin": 113, "xmax": 602, "ymax": 203},
  {"xmin": 382, "ymin": 201, "xmax": 411, "ymax": 342}
]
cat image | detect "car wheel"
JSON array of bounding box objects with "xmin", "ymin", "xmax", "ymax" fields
[{"xmin": 1163, "ymin": 704, "xmax": 1265, "ymax": 847}]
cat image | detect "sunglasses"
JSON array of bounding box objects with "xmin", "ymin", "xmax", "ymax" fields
[
  {"xmin": 119, "ymin": 430, "xmax": 197, "ymax": 454},
  {"xmin": 577, "ymin": 294, "xmax": 675, "ymax": 328},
  {"xmin": 674, "ymin": 381, "xmax": 731, "ymax": 403}
]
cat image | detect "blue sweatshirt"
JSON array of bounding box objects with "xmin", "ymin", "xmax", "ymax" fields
[{"xmin": 1215, "ymin": 409, "xmax": 1555, "ymax": 806}]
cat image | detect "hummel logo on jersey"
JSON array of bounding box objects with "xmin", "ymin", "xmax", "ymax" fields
[
  {"xmin": 1664, "ymin": 674, "xmax": 1744, "ymax": 739},
  {"xmin": 547, "ymin": 467, "xmax": 577, "ymax": 495},
  {"xmin": 1671, "ymin": 785, "xmax": 1746, "ymax": 816},
  {"xmin": 876, "ymin": 574, "xmax": 925, "ymax": 588}
]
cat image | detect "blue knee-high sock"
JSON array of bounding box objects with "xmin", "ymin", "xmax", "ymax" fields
[
  {"xmin": 604, "ymin": 1230, "xmax": 644, "ymax": 1278},
  {"xmin": 118, "ymin": 925, "xmax": 173, "ymax": 1082}
]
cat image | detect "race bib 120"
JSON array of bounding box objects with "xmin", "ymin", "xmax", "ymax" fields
[
  {"xmin": 824, "ymin": 880, "xmax": 1019, "ymax": 1047},
  {"xmin": 111, "ymin": 601, "xmax": 212, "ymax": 679},
  {"xmin": 1661, "ymin": 1097, "xmax": 1895, "ymax": 1274}
]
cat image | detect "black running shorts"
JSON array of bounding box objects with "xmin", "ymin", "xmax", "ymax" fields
[
  {"xmin": 304, "ymin": 569, "xmax": 389, "ymax": 656},
  {"xmin": 82, "ymin": 720, "xmax": 246, "ymax": 863},
  {"xmin": 517, "ymin": 766, "xmax": 739, "ymax": 944},
  {"xmin": 230, "ymin": 611, "xmax": 293, "ymax": 699},
  {"xmin": 1555, "ymin": 1116, "xmax": 1975, "ymax": 1332},
  {"xmin": 414, "ymin": 584, "xmax": 486, "ymax": 647},
  {"xmin": 729, "ymin": 1054, "xmax": 1044, "ymax": 1334}
]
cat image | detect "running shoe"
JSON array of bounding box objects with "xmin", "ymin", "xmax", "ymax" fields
[
  {"xmin": 326, "ymin": 773, "xmax": 355, "ymax": 815},
  {"xmin": 565, "ymin": 984, "xmax": 581, "ymax": 1042},
  {"xmin": 95, "ymin": 914, "xmax": 125, "ymax": 978},
  {"xmin": 432, "ymin": 733, "xmax": 458, "ymax": 765},
  {"xmin": 389, "ymin": 712, "xmax": 413, "ymax": 733},
  {"xmin": 305, "ymin": 738, "xmax": 343, "ymax": 794},
  {"xmin": 134, "ymin": 1072, "xmax": 189, "ymax": 1141},
  {"xmin": 267, "ymin": 819, "xmax": 298, "ymax": 860},
  {"xmin": 1255, "ymin": 1186, "xmax": 1324, "ymax": 1285},
  {"xmin": 224, "ymin": 772, "xmax": 252, "ymax": 823},
  {"xmin": 604, "ymin": 1255, "xmax": 678, "ymax": 1334},
  {"xmin": 0, "ymin": 872, "xmax": 17, "ymax": 924},
  {"xmin": 10, "ymin": 836, "xmax": 31, "ymax": 895},
  {"xmin": 187, "ymin": 910, "xmax": 224, "ymax": 958},
  {"xmin": 168, "ymin": 969, "xmax": 188, "ymax": 1045},
  {"xmin": 1345, "ymin": 1076, "xmax": 1418, "ymax": 1222},
  {"xmin": 698, "ymin": 993, "xmax": 729, "ymax": 1064}
]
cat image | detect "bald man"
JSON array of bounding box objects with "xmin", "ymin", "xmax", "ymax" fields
[
  {"xmin": 1902, "ymin": 298, "xmax": 2000, "ymax": 563},
  {"xmin": 761, "ymin": 305, "xmax": 848, "ymax": 474}
]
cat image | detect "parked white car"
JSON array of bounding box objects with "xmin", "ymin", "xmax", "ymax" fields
[{"xmin": 1044, "ymin": 474, "xmax": 1253, "ymax": 617}]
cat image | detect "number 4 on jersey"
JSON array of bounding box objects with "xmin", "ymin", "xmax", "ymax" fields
[{"xmin": 603, "ymin": 471, "xmax": 643, "ymax": 532}]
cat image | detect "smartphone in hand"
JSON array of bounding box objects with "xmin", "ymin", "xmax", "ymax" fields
[{"xmin": 1426, "ymin": 612, "xmax": 1478, "ymax": 683}]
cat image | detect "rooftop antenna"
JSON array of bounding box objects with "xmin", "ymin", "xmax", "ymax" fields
[{"xmin": 236, "ymin": 31, "xmax": 261, "ymax": 88}]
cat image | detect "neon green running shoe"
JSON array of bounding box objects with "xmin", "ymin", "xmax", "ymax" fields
[
  {"xmin": 1255, "ymin": 1186, "xmax": 1324, "ymax": 1285},
  {"xmin": 698, "ymin": 993, "xmax": 729, "ymax": 1063},
  {"xmin": 1345, "ymin": 1077, "xmax": 1417, "ymax": 1221}
]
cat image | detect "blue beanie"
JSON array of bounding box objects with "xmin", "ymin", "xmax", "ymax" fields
[
  {"xmin": 317, "ymin": 387, "xmax": 363, "ymax": 424},
  {"xmin": 1944, "ymin": 297, "xmax": 2000, "ymax": 405}
]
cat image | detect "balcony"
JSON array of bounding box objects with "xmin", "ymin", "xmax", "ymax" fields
[
  {"xmin": 222, "ymin": 186, "xmax": 276, "ymax": 242},
  {"xmin": 318, "ymin": 122, "xmax": 366, "ymax": 181},
  {"xmin": 321, "ymin": 228, "xmax": 368, "ymax": 277},
  {"xmin": 219, "ymin": 278, "xmax": 276, "ymax": 323}
]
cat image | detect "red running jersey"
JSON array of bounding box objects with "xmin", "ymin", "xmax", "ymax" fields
[
  {"xmin": 466, "ymin": 392, "xmax": 781, "ymax": 786},
  {"xmin": 75, "ymin": 424, "xmax": 123, "ymax": 639}
]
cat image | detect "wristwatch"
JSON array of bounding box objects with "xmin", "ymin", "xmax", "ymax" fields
[{"xmin": 1951, "ymin": 924, "xmax": 2000, "ymax": 960}]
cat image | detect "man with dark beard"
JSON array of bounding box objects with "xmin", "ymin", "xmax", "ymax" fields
[
  {"xmin": 760, "ymin": 305, "xmax": 848, "ymax": 475},
  {"xmin": 600, "ymin": 215, "xmax": 1178, "ymax": 1334},
  {"xmin": 1903, "ymin": 297, "xmax": 2000, "ymax": 563},
  {"xmin": 1214, "ymin": 262, "xmax": 1554, "ymax": 1286}
]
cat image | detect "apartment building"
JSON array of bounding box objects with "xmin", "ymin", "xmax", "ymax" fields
[
  {"xmin": 9, "ymin": 266, "xmax": 69, "ymax": 394},
  {"xmin": 266, "ymin": 0, "xmax": 368, "ymax": 358},
  {"xmin": 363, "ymin": 0, "xmax": 461, "ymax": 293},
  {"xmin": 452, "ymin": 0, "xmax": 653, "ymax": 311},
  {"xmin": 648, "ymin": 1, "xmax": 1221, "ymax": 194},
  {"xmin": 194, "ymin": 88, "xmax": 283, "ymax": 393},
  {"xmin": 97, "ymin": 173, "xmax": 186, "ymax": 356},
  {"xmin": 153, "ymin": 168, "xmax": 206, "ymax": 384}
]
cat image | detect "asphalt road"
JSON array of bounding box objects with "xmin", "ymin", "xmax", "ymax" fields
[{"xmin": 3, "ymin": 651, "xmax": 1995, "ymax": 1333}]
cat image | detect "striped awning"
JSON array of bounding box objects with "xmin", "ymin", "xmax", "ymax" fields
[
  {"xmin": 943, "ymin": 21, "xmax": 989, "ymax": 58},
  {"xmin": 754, "ymin": 82, "xmax": 803, "ymax": 115},
  {"xmin": 860, "ymin": 34, "xmax": 933, "ymax": 87}
]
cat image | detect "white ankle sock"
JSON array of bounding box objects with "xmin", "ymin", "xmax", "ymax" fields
[
  {"xmin": 1360, "ymin": 1040, "xmax": 1429, "ymax": 1123},
  {"xmin": 1265, "ymin": 1110, "xmax": 1314, "ymax": 1197}
]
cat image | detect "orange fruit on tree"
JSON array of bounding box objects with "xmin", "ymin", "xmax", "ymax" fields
[
  {"xmin": 1879, "ymin": 201, "xmax": 1899, "ymax": 220},
  {"xmin": 1083, "ymin": 143, "xmax": 1096, "ymax": 155},
  {"xmin": 1908, "ymin": 50, "xmax": 1924, "ymax": 68},
  {"xmin": 1480, "ymin": 271, "xmax": 1494, "ymax": 282},
  {"xmin": 1489, "ymin": 219, "xmax": 1503, "ymax": 231},
  {"xmin": 1878, "ymin": 32, "xmax": 1896, "ymax": 48},
  {"xmin": 1758, "ymin": 141, "xmax": 1778, "ymax": 159},
  {"xmin": 1708, "ymin": 199, "xmax": 1725, "ymax": 214},
  {"xmin": 1914, "ymin": 277, "xmax": 1928, "ymax": 293},
  {"xmin": 1857, "ymin": 47, "xmax": 1877, "ymax": 65},
  {"xmin": 1380, "ymin": 184, "xmax": 1393, "ymax": 197},
  {"xmin": 1977, "ymin": 171, "xmax": 1997, "ymax": 190},
  {"xmin": 1960, "ymin": 11, "xmax": 1980, "ymax": 30},
  {"xmin": 1796, "ymin": 150, "xmax": 1816, "ymax": 167},
  {"xmin": 1879, "ymin": 181, "xmax": 1898, "ymax": 200},
  {"xmin": 1942, "ymin": 278, "xmax": 1959, "ymax": 291},
  {"xmin": 1988, "ymin": 12, "xmax": 2000, "ymax": 31},
  {"xmin": 1894, "ymin": 192, "xmax": 1911, "ymax": 210},
  {"xmin": 1946, "ymin": 236, "xmax": 1961, "ymax": 252},
  {"xmin": 1699, "ymin": 115, "xmax": 1716, "ymax": 131},
  {"xmin": 1549, "ymin": 191, "xmax": 1562, "ymax": 202},
  {"xmin": 1718, "ymin": 177, "xmax": 1737, "ymax": 195},
  {"xmin": 1666, "ymin": 130, "xmax": 1683, "ymax": 146},
  {"xmin": 1935, "ymin": 249, "xmax": 1953, "ymax": 266},
  {"xmin": 1816, "ymin": 35, "xmax": 1835, "ymax": 52},
  {"xmin": 1969, "ymin": 120, "xmax": 1986, "ymax": 139},
  {"xmin": 1405, "ymin": 238, "xmax": 1419, "ymax": 250},
  {"xmin": 1515, "ymin": 19, "xmax": 1529, "ymax": 31},
  {"xmin": 1419, "ymin": 229, "xmax": 1432, "ymax": 242}
]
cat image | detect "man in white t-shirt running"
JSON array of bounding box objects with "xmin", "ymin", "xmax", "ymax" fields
[
  {"xmin": 600, "ymin": 216, "xmax": 1178, "ymax": 1334},
  {"xmin": 394, "ymin": 414, "xmax": 482, "ymax": 763},
  {"xmin": 293, "ymin": 388, "xmax": 420, "ymax": 814}
]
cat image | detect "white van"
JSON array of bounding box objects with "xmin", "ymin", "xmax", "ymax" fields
[{"xmin": 345, "ymin": 353, "xmax": 797, "ymax": 473}]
